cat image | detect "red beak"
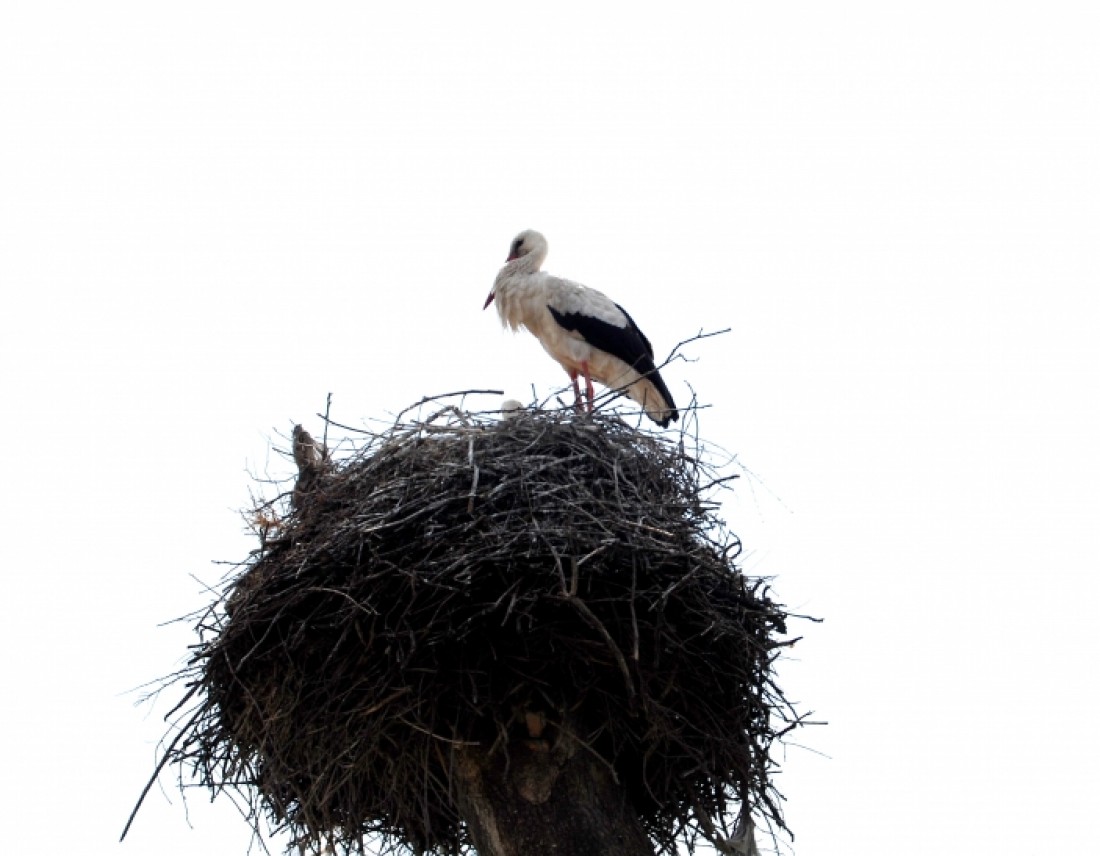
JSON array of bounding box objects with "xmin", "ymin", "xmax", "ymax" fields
[{"xmin": 483, "ymin": 291, "xmax": 496, "ymax": 310}]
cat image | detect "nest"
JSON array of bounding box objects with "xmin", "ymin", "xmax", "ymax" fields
[{"xmin": 148, "ymin": 400, "xmax": 805, "ymax": 855}]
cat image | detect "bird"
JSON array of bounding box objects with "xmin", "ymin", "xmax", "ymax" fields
[
  {"xmin": 499, "ymin": 398, "xmax": 526, "ymax": 420},
  {"xmin": 291, "ymin": 424, "xmax": 329, "ymax": 509},
  {"xmin": 483, "ymin": 229, "xmax": 678, "ymax": 427},
  {"xmin": 292, "ymin": 424, "xmax": 325, "ymax": 472}
]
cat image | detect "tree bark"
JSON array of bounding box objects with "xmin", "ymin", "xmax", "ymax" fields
[{"xmin": 453, "ymin": 727, "xmax": 654, "ymax": 856}]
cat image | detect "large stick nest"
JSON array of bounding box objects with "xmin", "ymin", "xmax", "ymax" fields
[{"xmin": 153, "ymin": 400, "xmax": 805, "ymax": 855}]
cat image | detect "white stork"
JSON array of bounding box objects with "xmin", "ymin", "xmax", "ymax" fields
[{"xmin": 483, "ymin": 229, "xmax": 679, "ymax": 427}]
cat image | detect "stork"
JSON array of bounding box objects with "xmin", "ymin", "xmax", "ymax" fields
[{"xmin": 483, "ymin": 230, "xmax": 678, "ymax": 427}]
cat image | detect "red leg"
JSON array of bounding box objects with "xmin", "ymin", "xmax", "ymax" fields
[
  {"xmin": 568, "ymin": 370, "xmax": 584, "ymax": 412},
  {"xmin": 581, "ymin": 362, "xmax": 595, "ymax": 413}
]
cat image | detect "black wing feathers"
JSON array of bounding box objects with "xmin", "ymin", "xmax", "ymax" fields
[
  {"xmin": 547, "ymin": 303, "xmax": 678, "ymax": 418},
  {"xmin": 547, "ymin": 305, "xmax": 656, "ymax": 374},
  {"xmin": 614, "ymin": 303, "xmax": 654, "ymax": 359}
]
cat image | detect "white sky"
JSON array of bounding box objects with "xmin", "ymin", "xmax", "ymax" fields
[{"xmin": 2, "ymin": 3, "xmax": 1098, "ymax": 854}]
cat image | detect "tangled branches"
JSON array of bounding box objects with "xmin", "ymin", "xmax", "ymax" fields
[{"xmin": 133, "ymin": 399, "xmax": 807, "ymax": 855}]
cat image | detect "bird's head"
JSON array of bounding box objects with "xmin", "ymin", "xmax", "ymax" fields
[
  {"xmin": 483, "ymin": 229, "xmax": 549, "ymax": 309},
  {"xmin": 506, "ymin": 229, "xmax": 547, "ymax": 263}
]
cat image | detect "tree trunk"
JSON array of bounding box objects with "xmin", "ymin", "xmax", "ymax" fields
[{"xmin": 453, "ymin": 726, "xmax": 654, "ymax": 856}]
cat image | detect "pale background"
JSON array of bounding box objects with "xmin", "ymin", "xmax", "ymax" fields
[{"xmin": 1, "ymin": 3, "xmax": 1097, "ymax": 854}]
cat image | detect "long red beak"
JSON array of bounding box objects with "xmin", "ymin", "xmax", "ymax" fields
[{"xmin": 483, "ymin": 291, "xmax": 496, "ymax": 310}]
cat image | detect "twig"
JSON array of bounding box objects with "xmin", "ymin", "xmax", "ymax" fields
[
  {"xmin": 664, "ymin": 327, "xmax": 732, "ymax": 365},
  {"xmin": 394, "ymin": 389, "xmax": 504, "ymax": 424},
  {"xmin": 321, "ymin": 392, "xmax": 333, "ymax": 456},
  {"xmin": 120, "ymin": 706, "xmax": 202, "ymax": 841}
]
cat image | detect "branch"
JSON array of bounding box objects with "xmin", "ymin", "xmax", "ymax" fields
[
  {"xmin": 394, "ymin": 389, "xmax": 505, "ymax": 424},
  {"xmin": 664, "ymin": 327, "xmax": 732, "ymax": 365}
]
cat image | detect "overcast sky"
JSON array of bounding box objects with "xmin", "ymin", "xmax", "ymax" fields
[{"xmin": 2, "ymin": 3, "xmax": 1098, "ymax": 855}]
